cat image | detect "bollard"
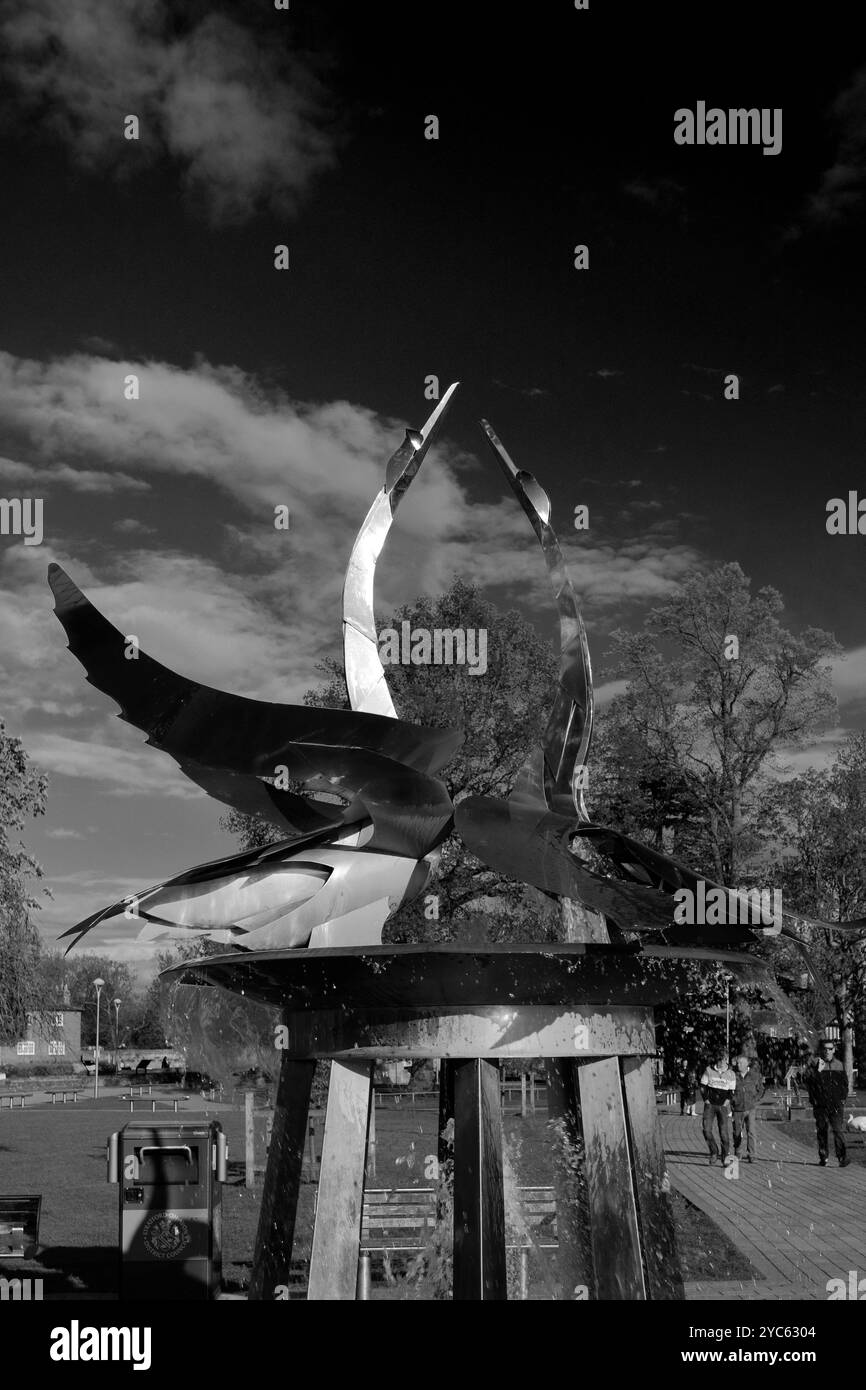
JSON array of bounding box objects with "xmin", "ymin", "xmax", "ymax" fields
[
  {"xmin": 306, "ymin": 1116, "xmax": 317, "ymax": 1179},
  {"xmin": 368, "ymin": 1094, "xmax": 377, "ymax": 1178},
  {"xmin": 520, "ymin": 1248, "xmax": 529, "ymax": 1301},
  {"xmin": 357, "ymin": 1253, "xmax": 372, "ymax": 1300},
  {"xmin": 245, "ymin": 1092, "xmax": 255, "ymax": 1188},
  {"xmin": 521, "ymin": 1073, "xmax": 527, "ymax": 1118}
]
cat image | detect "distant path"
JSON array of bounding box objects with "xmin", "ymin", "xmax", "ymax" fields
[{"xmin": 661, "ymin": 1112, "xmax": 866, "ymax": 1300}]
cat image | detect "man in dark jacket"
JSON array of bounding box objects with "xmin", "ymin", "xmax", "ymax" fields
[
  {"xmin": 805, "ymin": 1039, "xmax": 850, "ymax": 1167},
  {"xmin": 732, "ymin": 1054, "xmax": 764, "ymax": 1162}
]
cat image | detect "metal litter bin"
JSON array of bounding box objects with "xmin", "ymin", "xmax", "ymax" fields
[{"xmin": 107, "ymin": 1120, "xmax": 227, "ymax": 1299}]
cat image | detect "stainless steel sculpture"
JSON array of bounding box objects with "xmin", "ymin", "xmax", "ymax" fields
[
  {"xmin": 51, "ymin": 386, "xmax": 463, "ymax": 952},
  {"xmin": 49, "ymin": 388, "xmax": 864, "ymax": 1302},
  {"xmin": 51, "ymin": 389, "xmax": 861, "ymax": 974}
]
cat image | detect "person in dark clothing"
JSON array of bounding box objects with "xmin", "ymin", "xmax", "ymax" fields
[
  {"xmin": 680, "ymin": 1065, "xmax": 698, "ymax": 1116},
  {"xmin": 804, "ymin": 1039, "xmax": 850, "ymax": 1168},
  {"xmin": 700, "ymin": 1051, "xmax": 736, "ymax": 1165},
  {"xmin": 732, "ymin": 1054, "xmax": 764, "ymax": 1162}
]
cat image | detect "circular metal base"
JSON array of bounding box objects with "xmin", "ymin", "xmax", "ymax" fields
[
  {"xmin": 282, "ymin": 1003, "xmax": 657, "ymax": 1058},
  {"xmin": 161, "ymin": 941, "xmax": 760, "ymax": 1010}
]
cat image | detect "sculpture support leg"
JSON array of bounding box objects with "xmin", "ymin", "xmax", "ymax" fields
[
  {"xmin": 452, "ymin": 1058, "xmax": 507, "ymax": 1300},
  {"xmin": 546, "ymin": 1059, "xmax": 595, "ymax": 1299},
  {"xmin": 438, "ymin": 1059, "xmax": 455, "ymax": 1170},
  {"xmin": 621, "ymin": 1055, "xmax": 684, "ymax": 1300},
  {"xmin": 575, "ymin": 1055, "xmax": 646, "ymax": 1300},
  {"xmin": 307, "ymin": 1058, "xmax": 373, "ymax": 1300},
  {"xmin": 249, "ymin": 1055, "xmax": 316, "ymax": 1300},
  {"xmin": 437, "ymin": 1058, "xmax": 455, "ymax": 1226}
]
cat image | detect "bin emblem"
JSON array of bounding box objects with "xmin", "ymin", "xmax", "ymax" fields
[{"xmin": 142, "ymin": 1211, "xmax": 192, "ymax": 1259}]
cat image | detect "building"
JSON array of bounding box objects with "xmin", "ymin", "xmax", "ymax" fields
[{"xmin": 0, "ymin": 1007, "xmax": 84, "ymax": 1069}]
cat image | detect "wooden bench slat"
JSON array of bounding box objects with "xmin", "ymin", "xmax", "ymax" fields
[{"xmin": 360, "ymin": 1187, "xmax": 558, "ymax": 1255}]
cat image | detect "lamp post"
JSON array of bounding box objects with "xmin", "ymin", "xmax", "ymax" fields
[
  {"xmin": 113, "ymin": 998, "xmax": 122, "ymax": 1072},
  {"xmin": 93, "ymin": 978, "xmax": 105, "ymax": 1100},
  {"xmin": 725, "ymin": 979, "xmax": 730, "ymax": 1059}
]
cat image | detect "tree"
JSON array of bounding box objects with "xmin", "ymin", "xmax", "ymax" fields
[
  {"xmin": 0, "ymin": 721, "xmax": 49, "ymax": 1040},
  {"xmin": 600, "ymin": 563, "xmax": 839, "ymax": 885},
  {"xmin": 154, "ymin": 938, "xmax": 280, "ymax": 1083},
  {"xmin": 764, "ymin": 733, "xmax": 866, "ymax": 1092},
  {"xmin": 38, "ymin": 953, "xmax": 137, "ymax": 1047},
  {"xmin": 127, "ymin": 979, "xmax": 170, "ymax": 1048},
  {"xmin": 221, "ymin": 577, "xmax": 562, "ymax": 943}
]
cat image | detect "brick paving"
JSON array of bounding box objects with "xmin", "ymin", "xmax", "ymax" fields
[{"xmin": 662, "ymin": 1111, "xmax": 866, "ymax": 1301}]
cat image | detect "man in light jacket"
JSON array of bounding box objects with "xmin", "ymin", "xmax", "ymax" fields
[
  {"xmin": 700, "ymin": 1051, "xmax": 737, "ymax": 1166},
  {"xmin": 732, "ymin": 1054, "xmax": 764, "ymax": 1163}
]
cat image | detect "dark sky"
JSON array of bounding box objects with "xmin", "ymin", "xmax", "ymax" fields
[{"xmin": 0, "ymin": 1, "xmax": 864, "ymax": 966}]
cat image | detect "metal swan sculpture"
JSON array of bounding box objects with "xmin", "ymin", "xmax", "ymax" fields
[{"xmin": 51, "ymin": 385, "xmax": 462, "ymax": 953}]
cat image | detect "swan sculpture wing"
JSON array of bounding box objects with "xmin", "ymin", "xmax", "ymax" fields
[
  {"xmin": 344, "ymin": 384, "xmax": 460, "ymax": 716},
  {"xmin": 480, "ymin": 420, "xmax": 593, "ymax": 819},
  {"xmin": 52, "ymin": 388, "xmax": 463, "ymax": 952}
]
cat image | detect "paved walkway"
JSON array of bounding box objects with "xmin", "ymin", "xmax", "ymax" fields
[{"xmin": 662, "ymin": 1111, "xmax": 866, "ymax": 1300}]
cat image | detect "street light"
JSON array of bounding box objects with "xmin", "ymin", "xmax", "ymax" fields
[
  {"xmin": 93, "ymin": 978, "xmax": 105, "ymax": 1100},
  {"xmin": 113, "ymin": 998, "xmax": 122, "ymax": 1071}
]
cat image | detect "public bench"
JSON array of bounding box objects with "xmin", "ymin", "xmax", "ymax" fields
[
  {"xmin": 362, "ymin": 1187, "xmax": 437, "ymax": 1253},
  {"xmin": 46, "ymin": 1088, "xmax": 84, "ymax": 1104},
  {"xmin": 0, "ymin": 1195, "xmax": 42, "ymax": 1259},
  {"xmin": 0, "ymin": 1093, "xmax": 32, "ymax": 1110},
  {"xmin": 123, "ymin": 1096, "xmax": 186, "ymax": 1113},
  {"xmin": 656, "ymin": 1088, "xmax": 680, "ymax": 1108},
  {"xmin": 356, "ymin": 1186, "xmax": 557, "ymax": 1297}
]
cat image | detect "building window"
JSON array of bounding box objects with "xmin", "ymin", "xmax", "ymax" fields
[
  {"xmin": 17, "ymin": 1041, "xmax": 36, "ymax": 1056},
  {"xmin": 52, "ymin": 1012, "xmax": 64, "ymax": 1026},
  {"xmin": 48, "ymin": 1041, "xmax": 66, "ymax": 1056}
]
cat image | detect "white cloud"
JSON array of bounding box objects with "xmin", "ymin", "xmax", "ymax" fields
[
  {"xmin": 621, "ymin": 177, "xmax": 685, "ymax": 216},
  {"xmin": 0, "ymin": 351, "xmax": 468, "ymax": 532},
  {"xmin": 594, "ymin": 679, "xmax": 628, "ymax": 708},
  {"xmin": 773, "ymin": 727, "xmax": 851, "ymax": 778},
  {"xmin": 0, "ymin": 349, "xmax": 715, "ymax": 727},
  {"xmin": 27, "ymin": 730, "xmax": 204, "ymax": 800},
  {"xmin": 0, "ymin": 1, "xmax": 337, "ymax": 224},
  {"xmin": 830, "ymin": 645, "xmax": 866, "ymax": 707},
  {"xmin": 0, "ymin": 456, "xmax": 148, "ymax": 493},
  {"xmin": 787, "ymin": 66, "xmax": 866, "ymax": 236}
]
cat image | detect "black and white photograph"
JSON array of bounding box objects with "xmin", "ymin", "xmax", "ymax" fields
[{"xmin": 1, "ymin": 0, "xmax": 865, "ymax": 1358}]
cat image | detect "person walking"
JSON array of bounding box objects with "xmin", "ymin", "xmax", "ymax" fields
[
  {"xmin": 732, "ymin": 1054, "xmax": 764, "ymax": 1163},
  {"xmin": 680, "ymin": 1064, "xmax": 698, "ymax": 1117},
  {"xmin": 805, "ymin": 1039, "xmax": 850, "ymax": 1168},
  {"xmin": 699, "ymin": 1050, "xmax": 736, "ymax": 1166}
]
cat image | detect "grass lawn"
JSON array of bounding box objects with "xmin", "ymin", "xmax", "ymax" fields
[{"xmin": 0, "ymin": 1089, "xmax": 757, "ymax": 1297}]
